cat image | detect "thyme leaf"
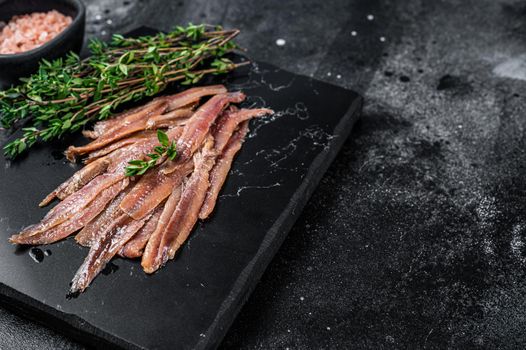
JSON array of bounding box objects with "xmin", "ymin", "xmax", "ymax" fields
[{"xmin": 124, "ymin": 130, "xmax": 177, "ymax": 177}]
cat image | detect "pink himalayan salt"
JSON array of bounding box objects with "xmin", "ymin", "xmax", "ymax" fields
[{"xmin": 0, "ymin": 10, "xmax": 72, "ymax": 55}]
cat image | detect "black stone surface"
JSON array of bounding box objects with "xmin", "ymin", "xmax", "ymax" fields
[
  {"xmin": 0, "ymin": 28, "xmax": 361, "ymax": 349},
  {"xmin": 2, "ymin": 0, "xmax": 526, "ymax": 349}
]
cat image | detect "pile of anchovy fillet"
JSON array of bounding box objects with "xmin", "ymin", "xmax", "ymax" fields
[{"xmin": 9, "ymin": 85, "xmax": 272, "ymax": 293}]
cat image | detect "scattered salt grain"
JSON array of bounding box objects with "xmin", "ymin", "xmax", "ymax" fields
[
  {"xmin": 276, "ymin": 38, "xmax": 286, "ymax": 46},
  {"xmin": 351, "ymin": 31, "xmax": 357, "ymax": 36},
  {"xmin": 367, "ymin": 14, "xmax": 374, "ymax": 21}
]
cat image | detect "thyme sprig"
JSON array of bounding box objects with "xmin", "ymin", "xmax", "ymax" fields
[
  {"xmin": 0, "ymin": 24, "xmax": 244, "ymax": 158},
  {"xmin": 124, "ymin": 130, "xmax": 177, "ymax": 177}
]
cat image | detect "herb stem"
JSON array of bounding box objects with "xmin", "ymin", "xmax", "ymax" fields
[{"xmin": 1, "ymin": 24, "xmax": 243, "ymax": 158}]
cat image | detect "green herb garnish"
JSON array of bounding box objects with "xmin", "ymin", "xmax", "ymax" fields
[
  {"xmin": 124, "ymin": 130, "xmax": 177, "ymax": 177},
  {"xmin": 0, "ymin": 24, "xmax": 244, "ymax": 158}
]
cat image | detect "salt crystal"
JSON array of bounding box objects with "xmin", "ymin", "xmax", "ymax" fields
[
  {"xmin": 367, "ymin": 14, "xmax": 374, "ymax": 21},
  {"xmin": 38, "ymin": 31, "xmax": 48, "ymax": 41}
]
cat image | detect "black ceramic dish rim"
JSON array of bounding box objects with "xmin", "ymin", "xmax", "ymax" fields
[{"xmin": 0, "ymin": 0, "xmax": 85, "ymax": 59}]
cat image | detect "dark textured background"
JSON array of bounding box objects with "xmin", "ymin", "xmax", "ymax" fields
[{"xmin": 2, "ymin": 0, "xmax": 526, "ymax": 349}]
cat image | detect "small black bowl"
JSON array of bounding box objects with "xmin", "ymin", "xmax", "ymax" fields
[{"xmin": 0, "ymin": 0, "xmax": 85, "ymax": 89}]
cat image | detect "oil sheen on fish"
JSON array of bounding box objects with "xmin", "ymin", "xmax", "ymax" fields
[{"xmin": 199, "ymin": 121, "xmax": 250, "ymax": 219}]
